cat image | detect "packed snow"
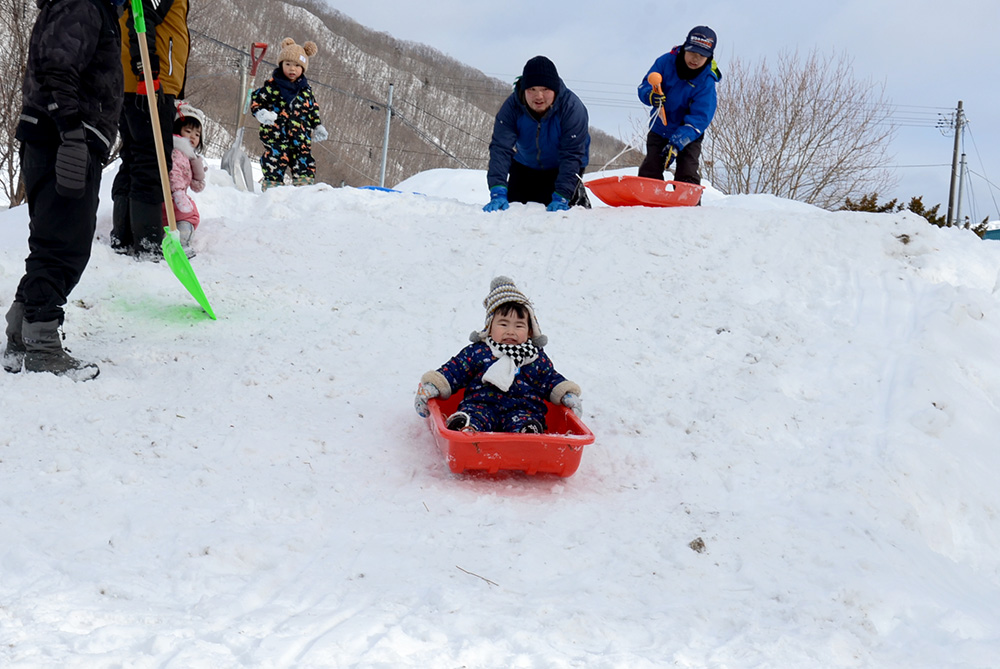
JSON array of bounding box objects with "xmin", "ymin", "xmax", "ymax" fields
[{"xmin": 2, "ymin": 162, "xmax": 1000, "ymax": 668}]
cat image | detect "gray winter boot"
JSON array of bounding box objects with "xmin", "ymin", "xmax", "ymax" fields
[
  {"xmin": 22, "ymin": 319, "xmax": 100, "ymax": 381},
  {"xmin": 177, "ymin": 221, "xmax": 194, "ymax": 247},
  {"xmin": 177, "ymin": 221, "xmax": 196, "ymax": 258},
  {"xmin": 3, "ymin": 301, "xmax": 25, "ymax": 373}
]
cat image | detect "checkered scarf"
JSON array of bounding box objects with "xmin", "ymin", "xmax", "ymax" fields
[
  {"xmin": 482, "ymin": 337, "xmax": 539, "ymax": 391},
  {"xmin": 488, "ymin": 337, "xmax": 537, "ymax": 367}
]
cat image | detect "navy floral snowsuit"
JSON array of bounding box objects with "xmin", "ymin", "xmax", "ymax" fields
[
  {"xmin": 250, "ymin": 68, "xmax": 322, "ymax": 187},
  {"xmin": 426, "ymin": 342, "xmax": 578, "ymax": 432}
]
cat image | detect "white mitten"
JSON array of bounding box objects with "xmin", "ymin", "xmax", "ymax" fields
[
  {"xmin": 254, "ymin": 109, "xmax": 278, "ymax": 126},
  {"xmin": 414, "ymin": 382, "xmax": 440, "ymax": 418},
  {"xmin": 561, "ymin": 392, "xmax": 583, "ymax": 417},
  {"xmin": 190, "ymin": 156, "xmax": 206, "ymax": 182},
  {"xmin": 172, "ymin": 190, "xmax": 193, "ymax": 213},
  {"xmin": 312, "ymin": 124, "xmax": 329, "ymax": 142}
]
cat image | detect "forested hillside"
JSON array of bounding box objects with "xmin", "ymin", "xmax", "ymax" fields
[{"xmin": 186, "ymin": 0, "xmax": 635, "ymax": 188}]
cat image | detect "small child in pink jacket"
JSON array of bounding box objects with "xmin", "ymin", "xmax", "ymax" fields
[{"xmin": 163, "ymin": 101, "xmax": 207, "ymax": 251}]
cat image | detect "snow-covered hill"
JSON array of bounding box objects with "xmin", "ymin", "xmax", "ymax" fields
[{"xmin": 2, "ymin": 166, "xmax": 999, "ymax": 667}]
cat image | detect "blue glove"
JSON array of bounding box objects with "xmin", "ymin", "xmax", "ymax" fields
[
  {"xmin": 668, "ymin": 130, "xmax": 693, "ymax": 153},
  {"xmin": 649, "ymin": 91, "xmax": 666, "ymax": 108},
  {"xmin": 483, "ymin": 185, "xmax": 509, "ymax": 212},
  {"xmin": 546, "ymin": 192, "xmax": 570, "ymax": 212}
]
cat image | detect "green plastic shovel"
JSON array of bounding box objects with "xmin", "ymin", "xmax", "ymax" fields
[{"xmin": 131, "ymin": 0, "xmax": 216, "ymax": 320}]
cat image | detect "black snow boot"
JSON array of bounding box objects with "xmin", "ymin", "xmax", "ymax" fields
[
  {"xmin": 22, "ymin": 319, "xmax": 100, "ymax": 381},
  {"xmin": 110, "ymin": 197, "xmax": 133, "ymax": 255},
  {"xmin": 130, "ymin": 198, "xmax": 165, "ymax": 260},
  {"xmin": 519, "ymin": 419, "xmax": 544, "ymax": 434},
  {"xmin": 446, "ymin": 411, "xmax": 472, "ymax": 431},
  {"xmin": 3, "ymin": 301, "xmax": 25, "ymax": 373}
]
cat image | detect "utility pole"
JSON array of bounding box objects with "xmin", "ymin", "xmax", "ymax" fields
[
  {"xmin": 946, "ymin": 100, "xmax": 964, "ymax": 226},
  {"xmin": 957, "ymin": 153, "xmax": 967, "ymax": 227},
  {"xmin": 379, "ymin": 83, "xmax": 394, "ymax": 188}
]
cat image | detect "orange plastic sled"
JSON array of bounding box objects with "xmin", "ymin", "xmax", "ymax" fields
[
  {"xmin": 426, "ymin": 389, "xmax": 595, "ymax": 477},
  {"xmin": 586, "ymin": 175, "xmax": 704, "ymax": 208}
]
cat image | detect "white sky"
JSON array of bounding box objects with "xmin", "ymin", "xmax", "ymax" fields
[{"xmin": 321, "ymin": 0, "xmax": 1000, "ymax": 221}]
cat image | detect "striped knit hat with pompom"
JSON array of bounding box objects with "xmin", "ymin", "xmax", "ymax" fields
[{"xmin": 469, "ymin": 276, "xmax": 547, "ymax": 348}]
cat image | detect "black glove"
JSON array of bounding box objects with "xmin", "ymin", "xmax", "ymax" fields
[
  {"xmin": 54, "ymin": 127, "xmax": 89, "ymax": 199},
  {"xmin": 650, "ymin": 91, "xmax": 666, "ymax": 108},
  {"xmin": 56, "ymin": 128, "xmax": 90, "ymax": 199}
]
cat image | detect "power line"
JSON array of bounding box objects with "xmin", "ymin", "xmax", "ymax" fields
[{"xmin": 964, "ymin": 123, "xmax": 1000, "ymax": 218}]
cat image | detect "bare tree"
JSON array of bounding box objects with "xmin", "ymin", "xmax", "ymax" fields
[
  {"xmin": 706, "ymin": 49, "xmax": 897, "ymax": 209},
  {"xmin": 0, "ymin": 0, "xmax": 36, "ymax": 206}
]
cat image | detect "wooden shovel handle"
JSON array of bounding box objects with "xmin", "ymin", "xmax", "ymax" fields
[{"xmin": 135, "ymin": 32, "xmax": 176, "ymax": 232}]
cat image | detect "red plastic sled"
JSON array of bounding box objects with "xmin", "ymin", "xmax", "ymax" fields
[
  {"xmin": 426, "ymin": 389, "xmax": 595, "ymax": 477},
  {"xmin": 586, "ymin": 175, "xmax": 703, "ymax": 208}
]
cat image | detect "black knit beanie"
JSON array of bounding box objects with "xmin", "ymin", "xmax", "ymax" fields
[{"xmin": 520, "ymin": 56, "xmax": 560, "ymax": 91}]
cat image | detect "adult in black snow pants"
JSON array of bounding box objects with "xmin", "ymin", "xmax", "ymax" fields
[
  {"xmin": 2, "ymin": 0, "xmax": 126, "ymax": 381},
  {"xmin": 110, "ymin": 0, "xmax": 190, "ymax": 258}
]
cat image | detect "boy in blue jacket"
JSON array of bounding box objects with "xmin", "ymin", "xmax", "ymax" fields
[
  {"xmin": 414, "ymin": 276, "xmax": 582, "ymax": 433},
  {"xmin": 637, "ymin": 26, "xmax": 721, "ymax": 186},
  {"xmin": 484, "ymin": 56, "xmax": 591, "ymax": 212}
]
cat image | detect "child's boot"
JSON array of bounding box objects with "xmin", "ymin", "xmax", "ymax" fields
[
  {"xmin": 446, "ymin": 411, "xmax": 472, "ymax": 431},
  {"xmin": 3, "ymin": 301, "xmax": 25, "ymax": 373},
  {"xmin": 293, "ymin": 175, "xmax": 315, "ymax": 187},
  {"xmin": 177, "ymin": 221, "xmax": 194, "ymax": 246},
  {"xmin": 177, "ymin": 221, "xmax": 196, "ymax": 258},
  {"xmin": 262, "ymin": 179, "xmax": 281, "ymax": 191},
  {"xmin": 22, "ymin": 319, "xmax": 99, "ymax": 381},
  {"xmin": 519, "ymin": 419, "xmax": 544, "ymax": 434}
]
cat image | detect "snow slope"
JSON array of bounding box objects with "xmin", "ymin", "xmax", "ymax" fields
[{"xmin": 2, "ymin": 165, "xmax": 1000, "ymax": 668}]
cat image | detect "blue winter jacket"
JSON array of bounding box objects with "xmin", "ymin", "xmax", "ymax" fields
[
  {"xmin": 637, "ymin": 47, "xmax": 720, "ymax": 149},
  {"xmin": 487, "ymin": 78, "xmax": 591, "ymax": 200},
  {"xmin": 429, "ymin": 342, "xmax": 576, "ymax": 422}
]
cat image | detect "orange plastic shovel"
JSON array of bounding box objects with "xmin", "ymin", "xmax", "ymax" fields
[{"xmin": 647, "ymin": 72, "xmax": 668, "ymax": 125}]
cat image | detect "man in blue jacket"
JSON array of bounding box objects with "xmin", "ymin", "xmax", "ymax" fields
[
  {"xmin": 637, "ymin": 26, "xmax": 720, "ymax": 186},
  {"xmin": 484, "ymin": 56, "xmax": 591, "ymax": 212}
]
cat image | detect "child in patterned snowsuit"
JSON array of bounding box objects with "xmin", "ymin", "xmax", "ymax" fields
[
  {"xmin": 413, "ymin": 276, "xmax": 582, "ymax": 433},
  {"xmin": 250, "ymin": 38, "xmax": 328, "ymax": 190},
  {"xmin": 163, "ymin": 100, "xmax": 206, "ymax": 251}
]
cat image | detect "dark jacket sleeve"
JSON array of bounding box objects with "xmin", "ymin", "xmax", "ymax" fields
[
  {"xmin": 521, "ymin": 351, "xmax": 565, "ymax": 395},
  {"xmin": 486, "ymin": 93, "xmax": 520, "ymax": 191},
  {"xmin": 28, "ymin": 0, "xmax": 104, "ymax": 132},
  {"xmin": 554, "ymin": 91, "xmax": 590, "ymax": 199},
  {"xmin": 436, "ymin": 343, "xmax": 490, "ymax": 392},
  {"xmin": 249, "ymin": 82, "xmax": 270, "ymax": 115},
  {"xmin": 304, "ymin": 87, "xmax": 322, "ymax": 131},
  {"xmin": 125, "ymin": 0, "xmax": 176, "ymax": 76}
]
